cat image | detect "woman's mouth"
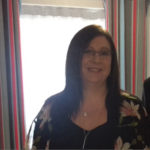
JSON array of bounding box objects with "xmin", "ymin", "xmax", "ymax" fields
[{"xmin": 88, "ymin": 67, "xmax": 102, "ymax": 72}]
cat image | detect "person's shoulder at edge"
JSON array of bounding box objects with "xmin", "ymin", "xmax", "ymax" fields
[
  {"xmin": 143, "ymin": 77, "xmax": 150, "ymax": 88},
  {"xmin": 144, "ymin": 77, "xmax": 150, "ymax": 83}
]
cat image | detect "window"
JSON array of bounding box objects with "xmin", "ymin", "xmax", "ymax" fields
[{"xmin": 20, "ymin": 0, "xmax": 105, "ymax": 132}]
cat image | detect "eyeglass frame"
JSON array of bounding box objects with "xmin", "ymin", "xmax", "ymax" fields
[{"xmin": 82, "ymin": 48, "xmax": 112, "ymax": 59}]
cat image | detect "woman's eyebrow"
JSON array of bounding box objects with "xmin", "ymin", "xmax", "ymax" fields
[
  {"xmin": 99, "ymin": 47, "xmax": 111, "ymax": 50},
  {"xmin": 87, "ymin": 46, "xmax": 111, "ymax": 51}
]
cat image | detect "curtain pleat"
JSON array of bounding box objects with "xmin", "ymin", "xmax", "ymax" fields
[
  {"xmin": 13, "ymin": 0, "xmax": 26, "ymax": 147},
  {"xmin": 120, "ymin": 0, "xmax": 125, "ymax": 90},
  {"xmin": 9, "ymin": 0, "xmax": 21, "ymax": 148},
  {"xmin": 143, "ymin": 4, "xmax": 146, "ymax": 82},
  {"xmin": 146, "ymin": 1, "xmax": 150, "ymax": 77},
  {"xmin": 0, "ymin": 0, "xmax": 25, "ymax": 149},
  {"xmin": 135, "ymin": 0, "xmax": 146, "ymax": 95},
  {"xmin": 0, "ymin": 85, "xmax": 4, "ymax": 150},
  {"xmin": 113, "ymin": 0, "xmax": 119, "ymax": 51},
  {"xmin": 105, "ymin": 0, "xmax": 146, "ymax": 97},
  {"xmin": 132, "ymin": 0, "xmax": 137, "ymax": 94}
]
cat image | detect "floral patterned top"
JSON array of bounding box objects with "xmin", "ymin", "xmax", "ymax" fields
[{"xmin": 28, "ymin": 91, "xmax": 150, "ymax": 150}]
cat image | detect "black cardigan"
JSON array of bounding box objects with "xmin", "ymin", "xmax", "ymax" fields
[{"xmin": 31, "ymin": 91, "xmax": 150, "ymax": 149}]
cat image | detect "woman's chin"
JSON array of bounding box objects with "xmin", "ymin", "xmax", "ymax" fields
[{"xmin": 84, "ymin": 78, "xmax": 107, "ymax": 86}]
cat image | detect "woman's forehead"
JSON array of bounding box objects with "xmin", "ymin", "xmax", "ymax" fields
[{"xmin": 88, "ymin": 36, "xmax": 111, "ymax": 49}]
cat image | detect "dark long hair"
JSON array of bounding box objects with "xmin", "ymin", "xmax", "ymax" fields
[{"xmin": 51, "ymin": 25, "xmax": 120, "ymax": 120}]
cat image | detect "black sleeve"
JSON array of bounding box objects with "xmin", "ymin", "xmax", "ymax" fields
[
  {"xmin": 32, "ymin": 118, "xmax": 51, "ymax": 149},
  {"xmin": 31, "ymin": 101, "xmax": 53, "ymax": 150}
]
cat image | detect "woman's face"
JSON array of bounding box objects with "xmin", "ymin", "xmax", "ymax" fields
[{"xmin": 81, "ymin": 36, "xmax": 112, "ymax": 86}]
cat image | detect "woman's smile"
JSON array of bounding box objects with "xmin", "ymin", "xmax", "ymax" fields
[{"xmin": 87, "ymin": 67, "xmax": 102, "ymax": 72}]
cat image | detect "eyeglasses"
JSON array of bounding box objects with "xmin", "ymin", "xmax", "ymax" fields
[{"xmin": 83, "ymin": 49, "xmax": 112, "ymax": 59}]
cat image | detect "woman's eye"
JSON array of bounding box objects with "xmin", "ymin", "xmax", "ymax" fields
[
  {"xmin": 101, "ymin": 51, "xmax": 109, "ymax": 56},
  {"xmin": 101, "ymin": 50, "xmax": 111, "ymax": 56},
  {"xmin": 85, "ymin": 50, "xmax": 93, "ymax": 54}
]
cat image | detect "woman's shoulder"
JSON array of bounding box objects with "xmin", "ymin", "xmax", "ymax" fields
[
  {"xmin": 35, "ymin": 92, "xmax": 64, "ymax": 125},
  {"xmin": 44, "ymin": 91, "xmax": 64, "ymax": 106},
  {"xmin": 119, "ymin": 90, "xmax": 148, "ymax": 120},
  {"xmin": 118, "ymin": 91, "xmax": 150, "ymax": 148},
  {"xmin": 120, "ymin": 90, "xmax": 142, "ymax": 104},
  {"xmin": 30, "ymin": 92, "xmax": 64, "ymax": 149}
]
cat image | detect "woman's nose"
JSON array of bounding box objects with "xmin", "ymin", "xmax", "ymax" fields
[{"xmin": 92, "ymin": 53, "xmax": 101, "ymax": 62}]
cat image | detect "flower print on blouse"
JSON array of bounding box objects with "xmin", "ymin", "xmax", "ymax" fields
[
  {"xmin": 28, "ymin": 92, "xmax": 150, "ymax": 150},
  {"xmin": 115, "ymin": 91, "xmax": 150, "ymax": 149},
  {"xmin": 31, "ymin": 102, "xmax": 52, "ymax": 150},
  {"xmin": 121, "ymin": 100, "xmax": 141, "ymax": 119},
  {"xmin": 114, "ymin": 136, "xmax": 130, "ymax": 150}
]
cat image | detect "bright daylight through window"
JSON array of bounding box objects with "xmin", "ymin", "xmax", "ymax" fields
[{"xmin": 20, "ymin": 0, "xmax": 106, "ymax": 133}]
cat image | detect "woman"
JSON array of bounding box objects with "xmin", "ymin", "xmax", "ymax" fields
[{"xmin": 29, "ymin": 25, "xmax": 150, "ymax": 149}]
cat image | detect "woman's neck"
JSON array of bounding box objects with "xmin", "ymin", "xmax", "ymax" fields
[
  {"xmin": 71, "ymin": 82, "xmax": 108, "ymax": 130},
  {"xmin": 81, "ymin": 82, "xmax": 108, "ymax": 110}
]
